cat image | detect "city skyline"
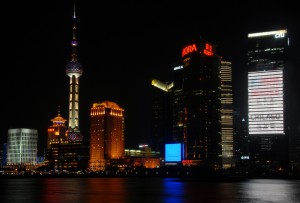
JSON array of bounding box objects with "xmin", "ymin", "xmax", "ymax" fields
[{"xmin": 1, "ymin": 1, "xmax": 300, "ymax": 154}]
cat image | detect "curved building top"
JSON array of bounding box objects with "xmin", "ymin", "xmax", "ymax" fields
[
  {"xmin": 93, "ymin": 101, "xmax": 124, "ymax": 110},
  {"xmin": 51, "ymin": 107, "xmax": 67, "ymax": 124}
]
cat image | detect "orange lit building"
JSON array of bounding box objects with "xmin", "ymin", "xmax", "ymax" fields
[
  {"xmin": 89, "ymin": 101, "xmax": 125, "ymax": 171},
  {"xmin": 46, "ymin": 108, "xmax": 67, "ymax": 149},
  {"xmin": 45, "ymin": 109, "xmax": 88, "ymax": 170}
]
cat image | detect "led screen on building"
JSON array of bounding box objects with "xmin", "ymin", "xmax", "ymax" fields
[
  {"xmin": 248, "ymin": 70, "xmax": 284, "ymax": 135},
  {"xmin": 165, "ymin": 143, "xmax": 184, "ymax": 162}
]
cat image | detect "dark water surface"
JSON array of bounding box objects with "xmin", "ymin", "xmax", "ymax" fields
[{"xmin": 0, "ymin": 177, "xmax": 300, "ymax": 203}]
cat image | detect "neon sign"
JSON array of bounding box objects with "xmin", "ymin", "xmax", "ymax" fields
[
  {"xmin": 203, "ymin": 43, "xmax": 213, "ymax": 56},
  {"xmin": 182, "ymin": 44, "xmax": 197, "ymax": 58},
  {"xmin": 275, "ymin": 33, "xmax": 285, "ymax": 38}
]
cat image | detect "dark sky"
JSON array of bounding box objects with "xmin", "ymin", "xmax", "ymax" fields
[{"xmin": 1, "ymin": 1, "xmax": 300, "ymax": 155}]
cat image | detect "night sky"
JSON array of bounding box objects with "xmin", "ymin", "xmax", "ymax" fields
[{"xmin": 1, "ymin": 1, "xmax": 300, "ymax": 155}]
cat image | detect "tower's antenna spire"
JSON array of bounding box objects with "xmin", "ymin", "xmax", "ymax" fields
[
  {"xmin": 71, "ymin": 0, "xmax": 78, "ymax": 62},
  {"xmin": 73, "ymin": 0, "xmax": 76, "ymax": 19},
  {"xmin": 57, "ymin": 105, "xmax": 61, "ymax": 117}
]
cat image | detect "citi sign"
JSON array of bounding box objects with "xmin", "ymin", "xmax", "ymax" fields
[{"xmin": 274, "ymin": 32, "xmax": 285, "ymax": 38}]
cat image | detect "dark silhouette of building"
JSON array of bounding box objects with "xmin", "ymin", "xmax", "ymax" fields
[
  {"xmin": 1, "ymin": 143, "xmax": 7, "ymax": 167},
  {"xmin": 172, "ymin": 64, "xmax": 184, "ymax": 143},
  {"xmin": 181, "ymin": 38, "xmax": 222, "ymax": 168},
  {"xmin": 150, "ymin": 79, "xmax": 173, "ymax": 156}
]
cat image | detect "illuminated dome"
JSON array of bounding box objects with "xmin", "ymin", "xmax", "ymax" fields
[{"xmin": 66, "ymin": 60, "xmax": 83, "ymax": 76}]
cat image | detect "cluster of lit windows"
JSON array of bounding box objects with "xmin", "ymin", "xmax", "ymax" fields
[
  {"xmin": 89, "ymin": 102, "xmax": 125, "ymax": 171},
  {"xmin": 220, "ymin": 61, "xmax": 234, "ymax": 166}
]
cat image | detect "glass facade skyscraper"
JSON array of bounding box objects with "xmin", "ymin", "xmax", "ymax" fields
[
  {"xmin": 182, "ymin": 39, "xmax": 222, "ymax": 167},
  {"xmin": 247, "ymin": 29, "xmax": 289, "ymax": 169},
  {"xmin": 151, "ymin": 79, "xmax": 173, "ymax": 155},
  {"xmin": 7, "ymin": 128, "xmax": 38, "ymax": 166},
  {"xmin": 172, "ymin": 64, "xmax": 184, "ymax": 143}
]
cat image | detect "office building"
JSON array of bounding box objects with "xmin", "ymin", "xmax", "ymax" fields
[
  {"xmin": 7, "ymin": 128, "xmax": 38, "ymax": 167},
  {"xmin": 89, "ymin": 101, "xmax": 125, "ymax": 171},
  {"xmin": 46, "ymin": 107, "xmax": 67, "ymax": 149},
  {"xmin": 220, "ymin": 61, "xmax": 235, "ymax": 168},
  {"xmin": 172, "ymin": 64, "xmax": 184, "ymax": 143},
  {"xmin": 151, "ymin": 79, "xmax": 173, "ymax": 155},
  {"xmin": 45, "ymin": 108, "xmax": 68, "ymax": 169},
  {"xmin": 182, "ymin": 38, "xmax": 222, "ymax": 168},
  {"xmin": 247, "ymin": 29, "xmax": 289, "ymax": 169}
]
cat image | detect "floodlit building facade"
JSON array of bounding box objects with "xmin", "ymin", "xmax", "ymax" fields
[
  {"xmin": 46, "ymin": 108, "xmax": 67, "ymax": 149},
  {"xmin": 7, "ymin": 128, "xmax": 38, "ymax": 167},
  {"xmin": 89, "ymin": 101, "xmax": 125, "ymax": 171}
]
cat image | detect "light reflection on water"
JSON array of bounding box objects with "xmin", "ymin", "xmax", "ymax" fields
[
  {"xmin": 239, "ymin": 179, "xmax": 300, "ymax": 203},
  {"xmin": 0, "ymin": 178, "xmax": 300, "ymax": 203}
]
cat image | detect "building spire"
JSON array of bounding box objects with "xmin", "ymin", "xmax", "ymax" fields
[
  {"xmin": 65, "ymin": 0, "xmax": 83, "ymax": 141},
  {"xmin": 57, "ymin": 105, "xmax": 61, "ymax": 117},
  {"xmin": 71, "ymin": 0, "xmax": 78, "ymax": 62}
]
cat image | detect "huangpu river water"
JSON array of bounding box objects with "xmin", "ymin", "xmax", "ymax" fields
[{"xmin": 0, "ymin": 177, "xmax": 300, "ymax": 203}]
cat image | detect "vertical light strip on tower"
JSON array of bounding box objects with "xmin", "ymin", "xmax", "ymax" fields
[
  {"xmin": 65, "ymin": 1, "xmax": 83, "ymax": 141},
  {"xmin": 220, "ymin": 61, "xmax": 234, "ymax": 168}
]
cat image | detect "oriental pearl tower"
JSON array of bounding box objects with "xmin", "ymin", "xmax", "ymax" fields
[{"xmin": 66, "ymin": 3, "xmax": 83, "ymax": 141}]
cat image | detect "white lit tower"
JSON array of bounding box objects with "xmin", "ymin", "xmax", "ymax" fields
[{"xmin": 66, "ymin": 3, "xmax": 83, "ymax": 141}]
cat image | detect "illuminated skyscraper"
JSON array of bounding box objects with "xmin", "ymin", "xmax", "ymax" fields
[
  {"xmin": 247, "ymin": 29, "xmax": 289, "ymax": 169},
  {"xmin": 220, "ymin": 61, "xmax": 234, "ymax": 168},
  {"xmin": 89, "ymin": 101, "xmax": 125, "ymax": 171},
  {"xmin": 66, "ymin": 3, "xmax": 83, "ymax": 141},
  {"xmin": 46, "ymin": 107, "xmax": 67, "ymax": 149},
  {"xmin": 182, "ymin": 39, "xmax": 222, "ymax": 167},
  {"xmin": 7, "ymin": 128, "xmax": 38, "ymax": 167}
]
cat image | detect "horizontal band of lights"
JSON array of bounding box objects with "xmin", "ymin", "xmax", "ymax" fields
[
  {"xmin": 248, "ymin": 70, "xmax": 284, "ymax": 135},
  {"xmin": 248, "ymin": 29, "xmax": 287, "ymax": 38}
]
